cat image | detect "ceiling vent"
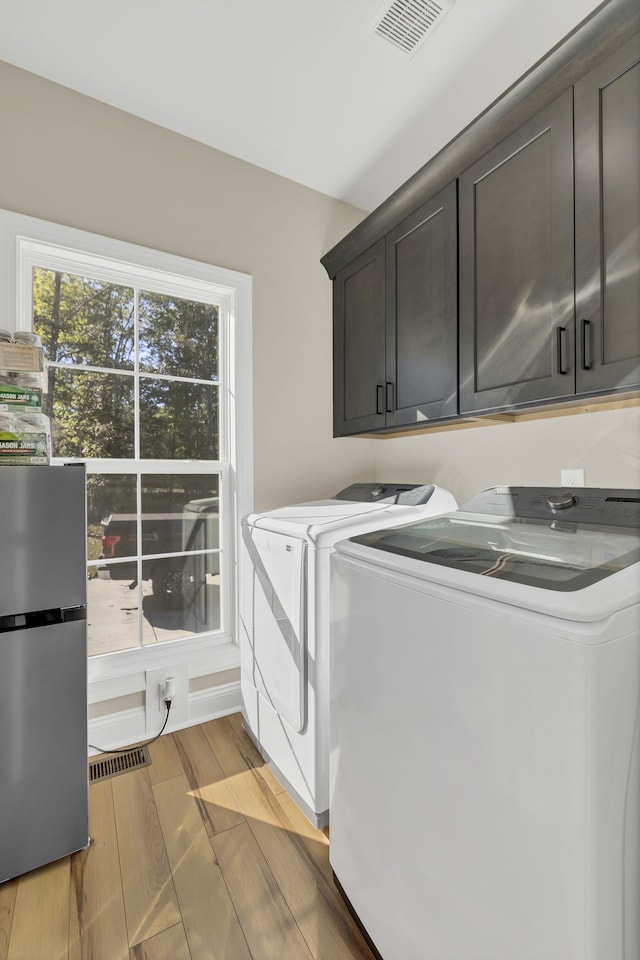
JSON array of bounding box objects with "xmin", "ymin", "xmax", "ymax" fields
[{"xmin": 373, "ymin": 0, "xmax": 455, "ymax": 56}]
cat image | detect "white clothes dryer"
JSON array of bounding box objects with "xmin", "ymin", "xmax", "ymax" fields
[
  {"xmin": 240, "ymin": 482, "xmax": 457, "ymax": 827},
  {"xmin": 330, "ymin": 486, "xmax": 640, "ymax": 960}
]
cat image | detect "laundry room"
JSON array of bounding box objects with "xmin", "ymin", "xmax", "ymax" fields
[{"xmin": 0, "ymin": 0, "xmax": 638, "ymax": 958}]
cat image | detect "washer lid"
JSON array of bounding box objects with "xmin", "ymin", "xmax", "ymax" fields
[{"xmin": 349, "ymin": 509, "xmax": 640, "ymax": 594}]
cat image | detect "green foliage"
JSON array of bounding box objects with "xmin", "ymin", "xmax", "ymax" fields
[
  {"xmin": 32, "ymin": 268, "xmax": 220, "ymax": 461},
  {"xmin": 86, "ymin": 474, "xmax": 137, "ymax": 530},
  {"xmin": 33, "ymin": 267, "xmax": 134, "ymax": 369},
  {"xmin": 139, "ymin": 292, "xmax": 219, "ymax": 382},
  {"xmin": 140, "ymin": 473, "xmax": 219, "ymax": 513},
  {"xmin": 140, "ymin": 378, "xmax": 218, "ymax": 460}
]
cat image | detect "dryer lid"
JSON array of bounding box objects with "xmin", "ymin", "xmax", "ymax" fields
[
  {"xmin": 256, "ymin": 499, "xmax": 388, "ymax": 521},
  {"xmin": 243, "ymin": 485, "xmax": 457, "ymax": 544},
  {"xmin": 244, "ymin": 499, "xmax": 395, "ymax": 539}
]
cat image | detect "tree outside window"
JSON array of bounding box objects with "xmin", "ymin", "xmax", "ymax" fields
[{"xmin": 33, "ymin": 267, "xmax": 224, "ymax": 655}]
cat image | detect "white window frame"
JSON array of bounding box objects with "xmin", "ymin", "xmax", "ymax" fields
[{"xmin": 0, "ymin": 209, "xmax": 253, "ymax": 697}]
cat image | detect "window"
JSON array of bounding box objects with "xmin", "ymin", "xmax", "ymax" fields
[
  {"xmin": 31, "ymin": 264, "xmax": 225, "ymax": 654},
  {"xmin": 2, "ymin": 211, "xmax": 252, "ymax": 689}
]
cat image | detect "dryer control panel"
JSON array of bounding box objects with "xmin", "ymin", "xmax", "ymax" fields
[{"xmin": 335, "ymin": 483, "xmax": 435, "ymax": 505}]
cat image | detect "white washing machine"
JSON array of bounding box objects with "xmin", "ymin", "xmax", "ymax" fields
[
  {"xmin": 240, "ymin": 482, "xmax": 457, "ymax": 827},
  {"xmin": 330, "ymin": 486, "xmax": 640, "ymax": 960}
]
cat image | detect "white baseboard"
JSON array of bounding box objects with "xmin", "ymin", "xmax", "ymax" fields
[
  {"xmin": 88, "ymin": 706, "xmax": 147, "ymax": 755},
  {"xmin": 188, "ymin": 681, "xmax": 243, "ymax": 723},
  {"xmin": 88, "ymin": 680, "xmax": 242, "ymax": 755}
]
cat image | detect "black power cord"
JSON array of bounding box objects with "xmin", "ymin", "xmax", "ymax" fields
[{"xmin": 89, "ymin": 698, "xmax": 172, "ymax": 755}]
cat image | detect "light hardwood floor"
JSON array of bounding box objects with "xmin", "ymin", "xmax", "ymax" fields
[{"xmin": 0, "ymin": 713, "xmax": 376, "ymax": 960}]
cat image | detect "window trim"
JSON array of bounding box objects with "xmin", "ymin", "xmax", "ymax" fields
[{"xmin": 1, "ymin": 208, "xmax": 253, "ymax": 694}]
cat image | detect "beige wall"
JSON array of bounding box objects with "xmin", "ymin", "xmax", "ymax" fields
[
  {"xmin": 1, "ymin": 61, "xmax": 637, "ymax": 514},
  {"xmin": 0, "ymin": 60, "xmax": 374, "ymax": 511},
  {"xmin": 372, "ymin": 403, "xmax": 640, "ymax": 505}
]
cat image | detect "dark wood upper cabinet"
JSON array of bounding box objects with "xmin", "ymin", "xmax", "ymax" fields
[
  {"xmin": 384, "ymin": 183, "xmax": 458, "ymax": 428},
  {"xmin": 458, "ymin": 91, "xmax": 576, "ymax": 415},
  {"xmin": 333, "ymin": 186, "xmax": 457, "ymax": 436},
  {"xmin": 574, "ymin": 35, "xmax": 640, "ymax": 395},
  {"xmin": 333, "ymin": 239, "xmax": 386, "ymax": 436},
  {"xmin": 324, "ymin": 2, "xmax": 639, "ymax": 435}
]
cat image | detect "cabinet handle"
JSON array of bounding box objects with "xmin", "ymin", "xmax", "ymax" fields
[
  {"xmin": 376, "ymin": 384, "xmax": 384, "ymax": 415},
  {"xmin": 581, "ymin": 319, "xmax": 592, "ymax": 370},
  {"xmin": 385, "ymin": 382, "xmax": 395, "ymax": 413},
  {"xmin": 557, "ymin": 326, "xmax": 568, "ymax": 375}
]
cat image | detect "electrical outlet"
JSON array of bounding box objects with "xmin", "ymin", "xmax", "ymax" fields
[
  {"xmin": 145, "ymin": 663, "xmax": 188, "ymax": 732},
  {"xmin": 163, "ymin": 676, "xmax": 176, "ymax": 703},
  {"xmin": 561, "ymin": 468, "xmax": 585, "ymax": 487}
]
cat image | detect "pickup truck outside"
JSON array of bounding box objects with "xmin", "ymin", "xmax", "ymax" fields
[{"xmin": 99, "ymin": 497, "xmax": 219, "ymax": 607}]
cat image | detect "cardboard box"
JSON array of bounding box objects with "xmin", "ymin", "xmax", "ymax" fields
[
  {"xmin": 0, "ymin": 341, "xmax": 43, "ymax": 372},
  {"xmin": 0, "ymin": 412, "xmax": 50, "ymax": 464},
  {"xmin": 0, "ymin": 431, "xmax": 49, "ymax": 464},
  {"xmin": 0, "ymin": 382, "xmax": 42, "ymax": 411}
]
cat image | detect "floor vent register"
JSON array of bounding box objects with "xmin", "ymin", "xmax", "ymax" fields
[{"xmin": 89, "ymin": 746, "xmax": 151, "ymax": 783}]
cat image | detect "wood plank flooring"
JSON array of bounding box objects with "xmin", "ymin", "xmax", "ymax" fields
[{"xmin": 1, "ymin": 713, "xmax": 376, "ymax": 960}]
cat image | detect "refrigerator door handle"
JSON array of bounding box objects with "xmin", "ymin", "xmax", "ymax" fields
[
  {"xmin": 0, "ymin": 605, "xmax": 87, "ymax": 632},
  {"xmin": 62, "ymin": 604, "xmax": 88, "ymax": 623}
]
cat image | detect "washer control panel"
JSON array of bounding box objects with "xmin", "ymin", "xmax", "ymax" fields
[
  {"xmin": 546, "ymin": 492, "xmax": 577, "ymax": 512},
  {"xmin": 462, "ymin": 486, "xmax": 640, "ymax": 528}
]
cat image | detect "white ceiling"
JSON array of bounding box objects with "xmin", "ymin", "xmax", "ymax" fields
[{"xmin": 0, "ymin": 0, "xmax": 605, "ymax": 212}]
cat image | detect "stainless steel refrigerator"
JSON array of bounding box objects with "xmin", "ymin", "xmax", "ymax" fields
[{"xmin": 0, "ymin": 464, "xmax": 88, "ymax": 883}]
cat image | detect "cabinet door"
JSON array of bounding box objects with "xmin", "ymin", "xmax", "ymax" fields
[
  {"xmin": 333, "ymin": 239, "xmax": 386, "ymax": 436},
  {"xmin": 385, "ymin": 183, "xmax": 458, "ymax": 427},
  {"xmin": 575, "ymin": 35, "xmax": 640, "ymax": 395},
  {"xmin": 458, "ymin": 91, "xmax": 575, "ymax": 414}
]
